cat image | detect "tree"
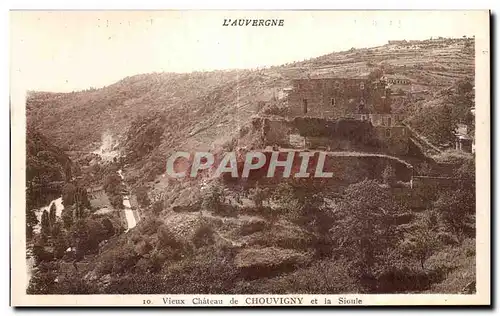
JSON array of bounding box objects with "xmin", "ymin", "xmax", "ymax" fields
[
  {"xmin": 248, "ymin": 185, "xmax": 270, "ymax": 208},
  {"xmin": 271, "ymin": 181, "xmax": 325, "ymax": 224},
  {"xmin": 408, "ymin": 103, "xmax": 457, "ymax": 146},
  {"xmin": 103, "ymin": 173, "xmax": 123, "ymax": 195},
  {"xmin": 202, "ymin": 182, "xmax": 225, "ymax": 214},
  {"xmin": 71, "ymin": 219, "xmax": 107, "ymax": 258},
  {"xmin": 26, "ymin": 209, "xmax": 39, "ymax": 240},
  {"xmin": 157, "ymin": 225, "xmax": 182, "ymax": 251},
  {"xmin": 417, "ymin": 161, "xmax": 432, "ymax": 176},
  {"xmin": 41, "ymin": 210, "xmax": 50, "ymax": 241},
  {"xmin": 61, "ymin": 208, "xmax": 74, "ymax": 230},
  {"xmin": 74, "ymin": 186, "xmax": 91, "ymax": 218},
  {"xmin": 135, "ymin": 186, "xmax": 151, "ymax": 207},
  {"xmin": 55, "ymin": 274, "xmax": 99, "ymax": 294},
  {"xmin": 192, "ymin": 221, "xmax": 215, "ymax": 248},
  {"xmin": 368, "ymin": 68, "xmax": 384, "ymax": 81},
  {"xmin": 382, "ymin": 165, "xmax": 396, "ymax": 186},
  {"xmin": 110, "ymin": 195, "xmax": 124, "ymax": 210},
  {"xmin": 85, "ymin": 219, "xmax": 107, "ymax": 253},
  {"xmin": 101, "ymin": 218, "xmax": 115, "ymax": 239},
  {"xmin": 440, "ymin": 103, "xmax": 455, "ymax": 145},
  {"xmin": 435, "ymin": 157, "xmax": 475, "ymax": 238},
  {"xmin": 151, "ymin": 199, "xmax": 164, "ymax": 215},
  {"xmin": 434, "ymin": 188, "xmax": 475, "ymax": 239},
  {"xmin": 62, "ymin": 183, "xmax": 90, "ymax": 215},
  {"xmin": 271, "ymin": 182, "xmax": 303, "ymax": 223},
  {"xmin": 455, "ymin": 158, "xmax": 475, "ymax": 188},
  {"xmin": 400, "ymin": 212, "xmax": 441, "ymax": 270},
  {"xmin": 51, "ymin": 219, "xmax": 63, "ymax": 237},
  {"xmin": 330, "ymin": 180, "xmax": 403, "ymax": 290},
  {"xmin": 32, "ymin": 240, "xmax": 54, "ymax": 264},
  {"xmin": 53, "ymin": 228, "xmax": 68, "ymax": 259},
  {"xmin": 104, "ymin": 173, "xmax": 124, "ymax": 210},
  {"xmin": 457, "ymin": 78, "xmax": 473, "ymax": 95},
  {"xmin": 49, "ymin": 203, "xmax": 57, "ymax": 227},
  {"xmin": 26, "ymin": 262, "xmax": 58, "ymax": 294},
  {"xmin": 62, "ymin": 183, "xmax": 77, "ymax": 206},
  {"xmin": 71, "ymin": 220, "xmax": 89, "ymax": 260},
  {"xmin": 410, "ymin": 77, "xmax": 475, "ymax": 147}
]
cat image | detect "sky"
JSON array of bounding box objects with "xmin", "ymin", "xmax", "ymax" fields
[{"xmin": 10, "ymin": 10, "xmax": 488, "ymax": 92}]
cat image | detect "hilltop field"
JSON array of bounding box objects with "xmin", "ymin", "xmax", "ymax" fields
[{"xmin": 26, "ymin": 37, "xmax": 476, "ymax": 295}]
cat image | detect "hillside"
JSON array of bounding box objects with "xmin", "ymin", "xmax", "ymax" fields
[
  {"xmin": 27, "ymin": 37, "xmax": 474, "ymax": 155},
  {"xmin": 27, "ymin": 70, "xmax": 283, "ymax": 152}
]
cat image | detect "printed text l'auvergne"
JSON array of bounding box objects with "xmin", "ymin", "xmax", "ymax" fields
[{"xmin": 222, "ymin": 19, "xmax": 284, "ymax": 27}]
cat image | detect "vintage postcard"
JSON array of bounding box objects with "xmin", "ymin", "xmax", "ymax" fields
[{"xmin": 10, "ymin": 10, "xmax": 490, "ymax": 306}]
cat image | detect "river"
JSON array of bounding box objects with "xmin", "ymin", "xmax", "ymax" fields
[
  {"xmin": 118, "ymin": 169, "xmax": 138, "ymax": 232},
  {"xmin": 26, "ymin": 169, "xmax": 139, "ymax": 290},
  {"xmin": 33, "ymin": 197, "xmax": 64, "ymax": 233}
]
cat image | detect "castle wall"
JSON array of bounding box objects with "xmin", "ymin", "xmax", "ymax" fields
[
  {"xmin": 262, "ymin": 119, "xmax": 292, "ymax": 147},
  {"xmin": 352, "ymin": 113, "xmax": 405, "ymax": 126},
  {"xmin": 374, "ymin": 125, "xmax": 410, "ymax": 156},
  {"xmin": 259, "ymin": 116, "xmax": 410, "ymax": 156},
  {"xmin": 242, "ymin": 150, "xmax": 413, "ymax": 185}
]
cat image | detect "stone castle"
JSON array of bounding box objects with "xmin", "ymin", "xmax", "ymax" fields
[{"xmin": 262, "ymin": 76, "xmax": 411, "ymax": 156}]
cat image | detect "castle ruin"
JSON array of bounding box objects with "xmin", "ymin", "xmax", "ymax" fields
[{"xmin": 262, "ymin": 76, "xmax": 410, "ymax": 156}]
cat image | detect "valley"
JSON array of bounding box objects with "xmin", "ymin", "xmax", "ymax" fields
[{"xmin": 25, "ymin": 37, "xmax": 476, "ymax": 295}]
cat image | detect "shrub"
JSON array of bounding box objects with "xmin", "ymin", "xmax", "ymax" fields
[
  {"xmin": 202, "ymin": 182, "xmax": 225, "ymax": 213},
  {"xmin": 239, "ymin": 220, "xmax": 268, "ymax": 236},
  {"xmin": 98, "ymin": 242, "xmax": 140, "ymax": 275},
  {"xmin": 56, "ymin": 275, "xmax": 99, "ymax": 294},
  {"xmin": 138, "ymin": 217, "xmax": 162, "ymax": 235},
  {"xmin": 134, "ymin": 239, "xmax": 154, "ymax": 256},
  {"xmin": 151, "ymin": 199, "xmax": 164, "ymax": 215},
  {"xmin": 109, "ymin": 195, "xmax": 124, "ymax": 210},
  {"xmin": 248, "ymin": 185, "xmax": 270, "ymax": 208},
  {"xmin": 192, "ymin": 222, "xmax": 215, "ymax": 248},
  {"xmin": 135, "ymin": 186, "xmax": 151, "ymax": 207},
  {"xmin": 222, "ymin": 137, "xmax": 238, "ymax": 152},
  {"xmin": 382, "ymin": 165, "xmax": 397, "ymax": 186},
  {"xmin": 375, "ymin": 265, "xmax": 449, "ymax": 293},
  {"xmin": 157, "ymin": 225, "xmax": 182, "ymax": 250}
]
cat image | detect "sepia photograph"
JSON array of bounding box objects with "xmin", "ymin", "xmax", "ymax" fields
[{"xmin": 10, "ymin": 10, "xmax": 490, "ymax": 306}]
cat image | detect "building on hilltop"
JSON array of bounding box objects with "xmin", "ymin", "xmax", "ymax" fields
[
  {"xmin": 263, "ymin": 75, "xmax": 411, "ymax": 155},
  {"xmin": 285, "ymin": 76, "xmax": 407, "ymax": 128},
  {"xmin": 287, "ymin": 77, "xmax": 391, "ymax": 119},
  {"xmin": 382, "ymin": 74, "xmax": 411, "ymax": 85}
]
